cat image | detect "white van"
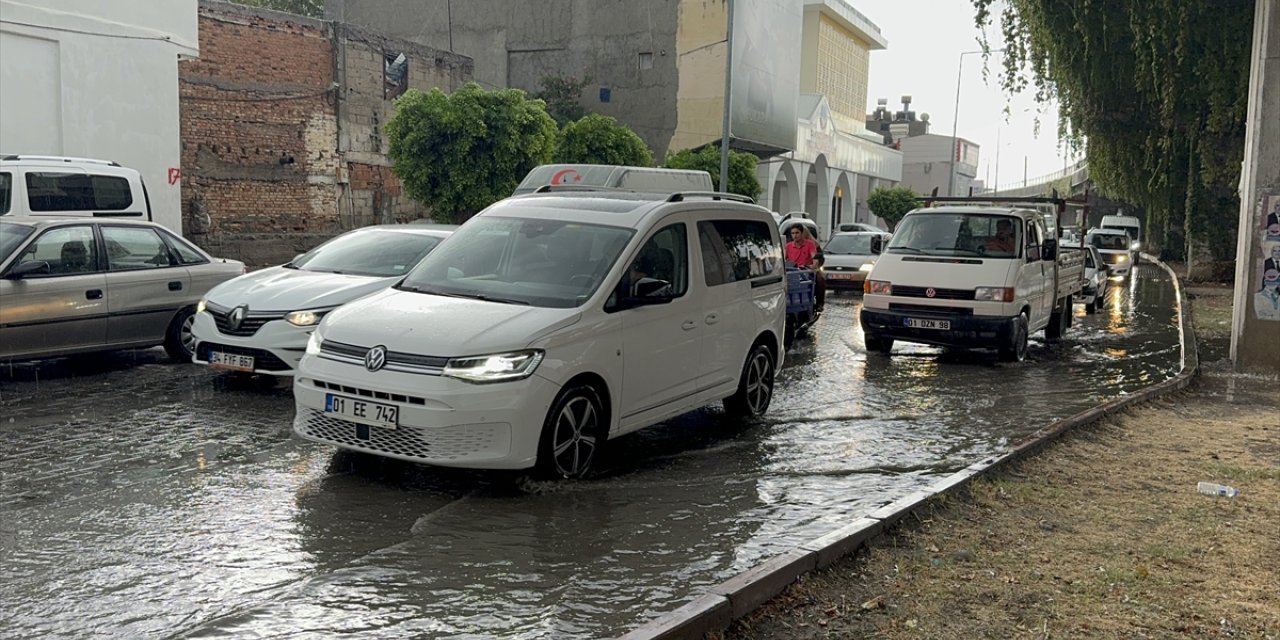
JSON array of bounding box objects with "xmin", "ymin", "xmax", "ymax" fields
[
  {"xmin": 1099, "ymin": 214, "xmax": 1142, "ymax": 261},
  {"xmin": 512, "ymin": 164, "xmax": 713, "ymax": 196},
  {"xmin": 0, "ymin": 155, "xmax": 152, "ymax": 220},
  {"xmin": 292, "ymin": 190, "xmax": 786, "ymax": 478}
]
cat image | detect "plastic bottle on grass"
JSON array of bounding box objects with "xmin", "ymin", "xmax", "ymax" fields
[{"xmin": 1196, "ymin": 482, "xmax": 1240, "ymax": 498}]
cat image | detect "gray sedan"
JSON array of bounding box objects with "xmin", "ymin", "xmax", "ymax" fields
[{"xmin": 0, "ymin": 217, "xmax": 245, "ymax": 362}]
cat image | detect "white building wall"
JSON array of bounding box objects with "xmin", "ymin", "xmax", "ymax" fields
[{"xmin": 0, "ymin": 0, "xmax": 198, "ymax": 232}]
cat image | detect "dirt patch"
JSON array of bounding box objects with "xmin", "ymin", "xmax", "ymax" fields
[{"xmin": 718, "ymin": 286, "xmax": 1280, "ymax": 639}]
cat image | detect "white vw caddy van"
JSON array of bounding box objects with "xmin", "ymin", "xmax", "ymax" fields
[{"xmin": 292, "ymin": 190, "xmax": 787, "ymax": 478}]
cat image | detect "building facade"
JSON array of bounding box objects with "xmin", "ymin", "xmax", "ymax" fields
[
  {"xmin": 867, "ymin": 97, "xmax": 980, "ymax": 198},
  {"xmin": 0, "ymin": 0, "xmax": 199, "ymax": 232},
  {"xmin": 179, "ymin": 1, "xmax": 471, "ymax": 266}
]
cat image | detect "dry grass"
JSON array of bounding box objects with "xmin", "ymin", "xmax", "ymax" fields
[{"xmin": 718, "ymin": 287, "xmax": 1280, "ymax": 640}]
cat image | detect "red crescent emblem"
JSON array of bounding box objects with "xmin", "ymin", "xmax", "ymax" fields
[
  {"xmin": 550, "ymin": 168, "xmax": 581, "ymax": 185},
  {"xmin": 926, "ymin": 287, "xmax": 936, "ymax": 298}
]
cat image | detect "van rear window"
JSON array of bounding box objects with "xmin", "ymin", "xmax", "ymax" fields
[{"xmin": 25, "ymin": 172, "xmax": 133, "ymax": 211}]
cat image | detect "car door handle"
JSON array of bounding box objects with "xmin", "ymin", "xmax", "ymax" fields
[
  {"xmin": 682, "ymin": 320, "xmax": 697, "ymax": 331},
  {"xmin": 168, "ymin": 281, "xmax": 183, "ymax": 291},
  {"xmin": 705, "ymin": 313, "xmax": 720, "ymax": 325},
  {"xmin": 85, "ymin": 289, "xmax": 103, "ymax": 300}
]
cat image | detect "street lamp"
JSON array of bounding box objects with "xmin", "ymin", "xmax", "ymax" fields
[{"xmin": 949, "ymin": 48, "xmax": 1004, "ymax": 197}]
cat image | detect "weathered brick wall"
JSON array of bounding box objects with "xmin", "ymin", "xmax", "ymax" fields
[{"xmin": 179, "ymin": 1, "xmax": 472, "ymax": 266}]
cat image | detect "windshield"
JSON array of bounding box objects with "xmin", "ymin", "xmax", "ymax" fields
[
  {"xmin": 0, "ymin": 221, "xmax": 35, "ymax": 262},
  {"xmin": 292, "ymin": 228, "xmax": 445, "ymax": 277},
  {"xmin": 824, "ymin": 234, "xmax": 875, "ymax": 255},
  {"xmin": 398, "ymin": 216, "xmax": 635, "ymax": 308},
  {"xmin": 887, "ymin": 213, "xmax": 1021, "ymax": 258},
  {"xmin": 1091, "ymin": 234, "xmax": 1129, "ymax": 250}
]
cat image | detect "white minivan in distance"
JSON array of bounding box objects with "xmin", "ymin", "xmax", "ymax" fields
[
  {"xmin": 292, "ymin": 190, "xmax": 787, "ymax": 478},
  {"xmin": 1, "ymin": 155, "xmax": 152, "ymax": 220}
]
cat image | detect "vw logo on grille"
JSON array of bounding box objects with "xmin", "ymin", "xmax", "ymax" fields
[
  {"xmin": 364, "ymin": 345, "xmax": 388, "ymax": 372},
  {"xmin": 925, "ymin": 287, "xmax": 937, "ymax": 298},
  {"xmin": 228, "ymin": 305, "xmax": 248, "ymax": 330}
]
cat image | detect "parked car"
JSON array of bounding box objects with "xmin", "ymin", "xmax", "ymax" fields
[
  {"xmin": 777, "ymin": 214, "xmax": 821, "ymax": 243},
  {"xmin": 512, "ymin": 164, "xmax": 713, "ymax": 196},
  {"xmin": 0, "ymin": 217, "xmax": 243, "ymax": 362},
  {"xmin": 822, "ymin": 231, "xmax": 890, "ymax": 290},
  {"xmin": 836, "ymin": 222, "xmax": 883, "ymax": 233},
  {"xmin": 1080, "ymin": 246, "xmax": 1109, "ymax": 314},
  {"xmin": 292, "ymin": 190, "xmax": 786, "ymax": 479},
  {"xmin": 1, "ymin": 155, "xmax": 153, "ymax": 220},
  {"xmin": 191, "ymin": 224, "xmax": 455, "ymax": 376},
  {"xmin": 1085, "ymin": 228, "xmax": 1133, "ymax": 278}
]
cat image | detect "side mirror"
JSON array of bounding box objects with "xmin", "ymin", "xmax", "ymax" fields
[
  {"xmin": 5, "ymin": 260, "xmax": 51, "ymax": 279},
  {"xmin": 623, "ymin": 277, "xmax": 675, "ymax": 306},
  {"xmin": 1042, "ymin": 239, "xmax": 1057, "ymax": 261},
  {"xmin": 870, "ymin": 236, "xmax": 884, "ymax": 255}
]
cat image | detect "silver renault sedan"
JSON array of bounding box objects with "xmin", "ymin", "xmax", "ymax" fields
[{"xmin": 0, "ymin": 217, "xmax": 245, "ymax": 362}]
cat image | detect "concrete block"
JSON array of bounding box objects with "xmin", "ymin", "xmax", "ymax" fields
[
  {"xmin": 799, "ymin": 517, "xmax": 883, "ymax": 569},
  {"xmin": 709, "ymin": 549, "xmax": 817, "ymax": 619},
  {"xmin": 925, "ymin": 470, "xmax": 979, "ymax": 498},
  {"xmin": 866, "ymin": 489, "xmax": 934, "ymax": 529},
  {"xmin": 613, "ymin": 594, "xmax": 732, "ymax": 640}
]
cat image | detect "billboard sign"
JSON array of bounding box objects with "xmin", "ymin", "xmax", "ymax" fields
[{"xmin": 730, "ymin": 0, "xmax": 802, "ymax": 152}]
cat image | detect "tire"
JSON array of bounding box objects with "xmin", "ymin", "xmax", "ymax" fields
[
  {"xmin": 999, "ymin": 313, "xmax": 1029, "ymax": 362},
  {"xmin": 163, "ymin": 306, "xmax": 197, "ymax": 362},
  {"xmin": 536, "ymin": 383, "xmax": 605, "ymax": 480},
  {"xmin": 1085, "ymin": 295, "xmax": 1098, "ymax": 314},
  {"xmin": 865, "ymin": 333, "xmax": 893, "ymax": 354},
  {"xmin": 1045, "ymin": 297, "xmax": 1070, "ymax": 341},
  {"xmin": 724, "ymin": 343, "xmax": 775, "ymax": 418}
]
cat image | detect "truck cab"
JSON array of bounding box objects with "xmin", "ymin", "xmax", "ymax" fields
[{"xmin": 860, "ymin": 203, "xmax": 1085, "ymax": 362}]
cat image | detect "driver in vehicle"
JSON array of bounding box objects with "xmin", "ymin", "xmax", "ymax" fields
[{"xmin": 985, "ymin": 219, "xmax": 1016, "ymax": 255}]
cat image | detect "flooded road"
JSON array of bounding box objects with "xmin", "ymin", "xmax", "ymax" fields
[{"xmin": 0, "ymin": 264, "xmax": 1183, "ymax": 639}]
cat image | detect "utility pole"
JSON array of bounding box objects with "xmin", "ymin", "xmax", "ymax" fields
[
  {"xmin": 718, "ymin": 0, "xmax": 735, "ymax": 194},
  {"xmin": 949, "ymin": 48, "xmax": 1004, "ymax": 197}
]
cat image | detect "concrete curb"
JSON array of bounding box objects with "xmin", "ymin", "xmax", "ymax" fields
[{"xmin": 616, "ymin": 256, "xmax": 1198, "ymax": 640}]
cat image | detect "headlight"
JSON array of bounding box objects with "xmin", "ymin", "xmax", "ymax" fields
[
  {"xmin": 305, "ymin": 331, "xmax": 323, "ymax": 356},
  {"xmin": 286, "ymin": 308, "xmax": 331, "ymax": 327},
  {"xmin": 443, "ymin": 350, "xmax": 544, "ymax": 383},
  {"xmin": 1116, "ymin": 254, "xmax": 1128, "ymax": 263},
  {"xmin": 196, "ymin": 298, "xmax": 207, "ymax": 314},
  {"xmin": 1131, "ymin": 242, "xmax": 1141, "ymax": 250},
  {"xmin": 974, "ymin": 286, "xmax": 1016, "ymax": 302},
  {"xmin": 864, "ymin": 280, "xmax": 892, "ymax": 295},
  {"xmin": 859, "ymin": 262, "xmax": 875, "ymax": 272}
]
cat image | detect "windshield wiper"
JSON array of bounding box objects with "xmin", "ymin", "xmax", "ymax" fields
[
  {"xmin": 888, "ymin": 246, "xmax": 924, "ymax": 254},
  {"xmin": 394, "ymin": 286, "xmax": 529, "ymax": 305}
]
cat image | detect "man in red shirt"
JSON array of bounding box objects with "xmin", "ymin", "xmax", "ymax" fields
[{"xmin": 785, "ymin": 226, "xmax": 819, "ymax": 268}]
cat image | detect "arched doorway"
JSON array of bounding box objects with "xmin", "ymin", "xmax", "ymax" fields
[
  {"xmin": 833, "ymin": 172, "xmax": 854, "ymax": 228},
  {"xmin": 771, "ymin": 161, "xmax": 801, "ymax": 214}
]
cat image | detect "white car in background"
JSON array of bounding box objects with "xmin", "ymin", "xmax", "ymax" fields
[
  {"xmin": 822, "ymin": 231, "xmax": 890, "ymax": 290},
  {"xmin": 191, "ymin": 224, "xmax": 455, "ymax": 376},
  {"xmin": 1080, "ymin": 246, "xmax": 1110, "ymax": 314},
  {"xmin": 1086, "ymin": 228, "xmax": 1133, "ymax": 278}
]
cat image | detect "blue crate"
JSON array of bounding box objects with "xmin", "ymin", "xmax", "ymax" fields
[{"xmin": 786, "ymin": 267, "xmax": 815, "ymax": 315}]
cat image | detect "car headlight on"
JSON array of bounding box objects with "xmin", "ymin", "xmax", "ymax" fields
[
  {"xmin": 196, "ymin": 298, "xmax": 207, "ymax": 314},
  {"xmin": 285, "ymin": 308, "xmax": 331, "ymax": 327},
  {"xmin": 1116, "ymin": 254, "xmax": 1128, "ymax": 263},
  {"xmin": 859, "ymin": 262, "xmax": 875, "ymax": 272},
  {"xmin": 1131, "ymin": 242, "xmax": 1141, "ymax": 250},
  {"xmin": 864, "ymin": 280, "xmax": 892, "ymax": 295},
  {"xmin": 974, "ymin": 286, "xmax": 1016, "ymax": 302},
  {"xmin": 443, "ymin": 350, "xmax": 544, "ymax": 383},
  {"xmin": 305, "ymin": 330, "xmax": 324, "ymax": 356}
]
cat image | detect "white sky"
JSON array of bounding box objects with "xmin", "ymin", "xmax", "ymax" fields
[{"xmin": 857, "ymin": 0, "xmax": 1083, "ymax": 189}]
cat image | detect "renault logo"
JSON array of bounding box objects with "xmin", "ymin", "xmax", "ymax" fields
[
  {"xmin": 365, "ymin": 345, "xmax": 388, "ymax": 372},
  {"xmin": 228, "ymin": 305, "xmax": 248, "ymax": 330}
]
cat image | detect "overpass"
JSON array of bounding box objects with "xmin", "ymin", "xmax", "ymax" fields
[{"xmin": 977, "ymin": 159, "xmax": 1090, "ymax": 199}]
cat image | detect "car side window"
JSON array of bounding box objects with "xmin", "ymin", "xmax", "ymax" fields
[
  {"xmin": 13, "ymin": 225, "xmax": 99, "ymax": 276},
  {"xmin": 1026, "ymin": 221, "xmax": 1042, "ymax": 262},
  {"xmin": 159, "ymin": 229, "xmax": 209, "ymax": 265},
  {"xmin": 698, "ymin": 219, "xmax": 779, "ymax": 287},
  {"xmin": 626, "ymin": 223, "xmax": 688, "ymax": 297},
  {"xmin": 101, "ymin": 226, "xmax": 174, "ymax": 271}
]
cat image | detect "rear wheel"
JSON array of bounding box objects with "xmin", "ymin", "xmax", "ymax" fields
[
  {"xmin": 1085, "ymin": 295, "xmax": 1098, "ymax": 314},
  {"xmin": 163, "ymin": 307, "xmax": 197, "ymax": 362},
  {"xmin": 536, "ymin": 383, "xmax": 605, "ymax": 479},
  {"xmin": 724, "ymin": 343, "xmax": 775, "ymax": 418},
  {"xmin": 999, "ymin": 313, "xmax": 1029, "ymax": 362},
  {"xmin": 1045, "ymin": 297, "xmax": 1070, "ymax": 341}
]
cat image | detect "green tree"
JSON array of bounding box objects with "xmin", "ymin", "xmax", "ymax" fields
[
  {"xmin": 663, "ymin": 144, "xmax": 761, "ymax": 200},
  {"xmin": 533, "ymin": 75, "xmax": 592, "ymax": 127},
  {"xmin": 866, "ymin": 186, "xmax": 918, "ymax": 231},
  {"xmin": 386, "ymin": 83, "xmax": 558, "ymax": 222},
  {"xmin": 972, "ymin": 0, "xmax": 1252, "ymax": 272},
  {"xmin": 228, "ymin": 0, "xmax": 323, "ymax": 17},
  {"xmin": 555, "ymin": 114, "xmax": 653, "ymax": 166}
]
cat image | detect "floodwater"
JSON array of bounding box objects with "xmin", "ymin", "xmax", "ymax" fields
[{"xmin": 0, "ymin": 265, "xmax": 1183, "ymax": 639}]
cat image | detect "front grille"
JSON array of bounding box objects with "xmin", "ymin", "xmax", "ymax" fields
[
  {"xmin": 319, "ymin": 340, "xmax": 450, "ymax": 374},
  {"xmin": 889, "ymin": 303, "xmax": 974, "ymax": 316},
  {"xmin": 197, "ymin": 342, "xmax": 292, "ymax": 371},
  {"xmin": 206, "ymin": 303, "xmax": 285, "ymax": 337},
  {"xmin": 310, "ymin": 378, "xmax": 427, "ymax": 405},
  {"xmin": 295, "ymin": 408, "xmax": 503, "ymax": 462},
  {"xmin": 892, "ymin": 285, "xmax": 975, "ymax": 301},
  {"xmin": 1102, "ymin": 253, "xmax": 1125, "ymax": 264}
]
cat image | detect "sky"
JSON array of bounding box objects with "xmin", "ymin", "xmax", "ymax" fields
[{"xmin": 857, "ymin": 0, "xmax": 1083, "ymax": 190}]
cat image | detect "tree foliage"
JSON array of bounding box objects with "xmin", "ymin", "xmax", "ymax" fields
[
  {"xmin": 228, "ymin": 0, "xmax": 323, "ymax": 17},
  {"xmin": 663, "ymin": 144, "xmax": 762, "ymax": 200},
  {"xmin": 866, "ymin": 186, "xmax": 918, "ymax": 231},
  {"xmin": 386, "ymin": 83, "xmax": 558, "ymax": 222},
  {"xmin": 555, "ymin": 114, "xmax": 653, "ymax": 166},
  {"xmin": 972, "ymin": 0, "xmax": 1253, "ymax": 268},
  {"xmin": 533, "ymin": 75, "xmax": 592, "ymax": 127}
]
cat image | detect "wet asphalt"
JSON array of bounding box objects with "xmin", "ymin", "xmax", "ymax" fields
[{"xmin": 0, "ymin": 264, "xmax": 1182, "ymax": 639}]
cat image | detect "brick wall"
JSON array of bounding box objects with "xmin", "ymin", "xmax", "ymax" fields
[{"xmin": 180, "ymin": 1, "xmax": 471, "ymax": 266}]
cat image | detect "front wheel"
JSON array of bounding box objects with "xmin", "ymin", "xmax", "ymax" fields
[
  {"xmin": 865, "ymin": 333, "xmax": 893, "ymax": 354},
  {"xmin": 724, "ymin": 343, "xmax": 775, "ymax": 418},
  {"xmin": 999, "ymin": 313, "xmax": 1029, "ymax": 363},
  {"xmin": 536, "ymin": 384, "xmax": 606, "ymax": 480},
  {"xmin": 163, "ymin": 307, "xmax": 197, "ymax": 362}
]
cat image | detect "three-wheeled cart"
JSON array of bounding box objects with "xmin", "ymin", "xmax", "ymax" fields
[{"xmin": 785, "ymin": 265, "xmax": 819, "ymax": 347}]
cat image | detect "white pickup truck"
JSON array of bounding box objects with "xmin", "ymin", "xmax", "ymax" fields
[{"xmin": 860, "ymin": 202, "xmax": 1086, "ymax": 362}]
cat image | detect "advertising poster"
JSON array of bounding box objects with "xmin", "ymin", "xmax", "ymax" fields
[{"xmin": 729, "ymin": 0, "xmax": 802, "ymax": 152}]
